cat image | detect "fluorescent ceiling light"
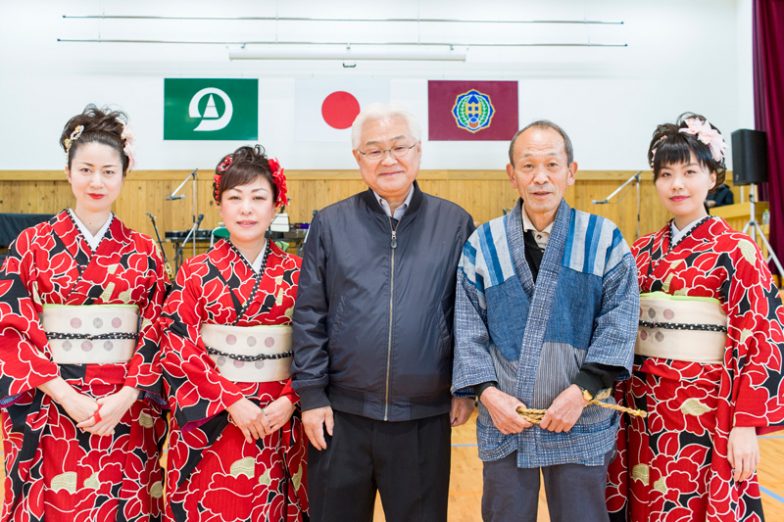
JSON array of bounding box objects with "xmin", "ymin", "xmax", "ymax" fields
[
  {"xmin": 228, "ymin": 48, "xmax": 468, "ymax": 61},
  {"xmin": 63, "ymin": 14, "xmax": 624, "ymax": 26}
]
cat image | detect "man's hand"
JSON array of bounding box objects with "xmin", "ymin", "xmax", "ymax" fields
[
  {"xmin": 728, "ymin": 426, "xmax": 759, "ymax": 482},
  {"xmin": 540, "ymin": 384, "xmax": 588, "ymax": 433},
  {"xmin": 302, "ymin": 405, "xmax": 334, "ymax": 451},
  {"xmin": 450, "ymin": 397, "xmax": 475, "ymax": 427},
  {"xmin": 480, "ymin": 387, "xmax": 532, "ymax": 435}
]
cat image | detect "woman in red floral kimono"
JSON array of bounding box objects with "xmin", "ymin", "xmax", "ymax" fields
[
  {"xmin": 607, "ymin": 113, "xmax": 784, "ymax": 521},
  {"xmin": 0, "ymin": 106, "xmax": 168, "ymax": 521},
  {"xmin": 160, "ymin": 145, "xmax": 308, "ymax": 521}
]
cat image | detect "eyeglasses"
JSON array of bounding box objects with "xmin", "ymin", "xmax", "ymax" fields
[{"xmin": 357, "ymin": 143, "xmax": 417, "ymax": 161}]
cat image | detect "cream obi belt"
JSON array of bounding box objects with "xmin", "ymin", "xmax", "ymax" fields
[
  {"xmin": 41, "ymin": 304, "xmax": 139, "ymax": 365},
  {"xmin": 201, "ymin": 324, "xmax": 292, "ymax": 383},
  {"xmin": 636, "ymin": 292, "xmax": 727, "ymax": 364}
]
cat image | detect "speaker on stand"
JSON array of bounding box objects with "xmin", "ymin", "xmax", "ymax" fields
[{"xmin": 731, "ymin": 129, "xmax": 783, "ymax": 276}]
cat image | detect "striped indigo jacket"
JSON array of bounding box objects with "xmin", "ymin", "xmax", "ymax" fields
[{"xmin": 452, "ymin": 198, "xmax": 638, "ymax": 468}]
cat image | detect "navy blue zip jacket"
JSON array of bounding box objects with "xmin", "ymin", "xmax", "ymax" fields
[{"xmin": 291, "ymin": 183, "xmax": 474, "ymax": 421}]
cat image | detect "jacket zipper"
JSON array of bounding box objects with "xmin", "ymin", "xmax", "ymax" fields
[{"xmin": 384, "ymin": 218, "xmax": 398, "ymax": 421}]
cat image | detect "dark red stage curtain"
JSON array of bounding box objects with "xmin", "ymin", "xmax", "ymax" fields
[{"xmin": 753, "ymin": 0, "xmax": 784, "ymax": 273}]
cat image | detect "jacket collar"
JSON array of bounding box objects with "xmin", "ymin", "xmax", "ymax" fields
[{"xmin": 360, "ymin": 180, "xmax": 424, "ymax": 219}]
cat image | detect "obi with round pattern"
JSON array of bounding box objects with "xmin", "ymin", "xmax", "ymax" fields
[
  {"xmin": 41, "ymin": 304, "xmax": 139, "ymax": 364},
  {"xmin": 635, "ymin": 292, "xmax": 727, "ymax": 364},
  {"xmin": 200, "ymin": 324, "xmax": 292, "ymax": 383}
]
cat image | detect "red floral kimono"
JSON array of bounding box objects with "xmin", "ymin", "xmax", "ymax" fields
[
  {"xmin": 160, "ymin": 239, "xmax": 308, "ymax": 521},
  {"xmin": 607, "ymin": 217, "xmax": 784, "ymax": 522},
  {"xmin": 0, "ymin": 210, "xmax": 168, "ymax": 521}
]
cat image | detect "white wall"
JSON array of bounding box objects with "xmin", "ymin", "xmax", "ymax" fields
[{"xmin": 0, "ymin": 0, "xmax": 751, "ymax": 171}]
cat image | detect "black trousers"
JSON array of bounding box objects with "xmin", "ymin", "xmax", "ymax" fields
[{"xmin": 307, "ymin": 410, "xmax": 451, "ymax": 522}]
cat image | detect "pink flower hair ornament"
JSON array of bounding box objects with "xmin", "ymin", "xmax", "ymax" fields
[
  {"xmin": 649, "ymin": 135, "xmax": 668, "ymax": 168},
  {"xmin": 678, "ymin": 117, "xmax": 727, "ymax": 164},
  {"xmin": 120, "ymin": 125, "xmax": 136, "ymax": 171}
]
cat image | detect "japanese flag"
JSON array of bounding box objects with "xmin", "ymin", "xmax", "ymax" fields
[{"xmin": 295, "ymin": 79, "xmax": 390, "ymax": 142}]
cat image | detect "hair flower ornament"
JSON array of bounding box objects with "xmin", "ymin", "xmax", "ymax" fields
[
  {"xmin": 679, "ymin": 117, "xmax": 727, "ymax": 163},
  {"xmin": 216, "ymin": 154, "xmax": 233, "ymax": 174},
  {"xmin": 213, "ymin": 154, "xmax": 234, "ymax": 201},
  {"xmin": 120, "ymin": 125, "xmax": 136, "ymax": 170},
  {"xmin": 268, "ymin": 157, "xmax": 288, "ymax": 207}
]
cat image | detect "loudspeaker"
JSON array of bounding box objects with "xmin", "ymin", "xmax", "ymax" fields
[{"xmin": 731, "ymin": 129, "xmax": 768, "ymax": 185}]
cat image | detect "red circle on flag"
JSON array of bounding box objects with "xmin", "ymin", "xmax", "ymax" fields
[{"xmin": 321, "ymin": 91, "xmax": 361, "ymax": 130}]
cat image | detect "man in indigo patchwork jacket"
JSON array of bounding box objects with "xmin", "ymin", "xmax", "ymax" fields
[{"xmin": 452, "ymin": 120, "xmax": 639, "ymax": 522}]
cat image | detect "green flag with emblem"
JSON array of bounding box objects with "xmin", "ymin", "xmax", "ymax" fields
[{"xmin": 164, "ymin": 78, "xmax": 258, "ymax": 140}]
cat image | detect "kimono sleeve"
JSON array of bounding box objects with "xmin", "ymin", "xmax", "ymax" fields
[
  {"xmin": 278, "ymin": 379, "xmax": 298, "ymax": 405},
  {"xmin": 0, "ymin": 228, "xmax": 60, "ymax": 402},
  {"xmin": 123, "ymin": 238, "xmax": 168, "ymax": 401},
  {"xmin": 451, "ymin": 236, "xmax": 499, "ymax": 395},
  {"xmin": 160, "ymin": 259, "xmax": 244, "ymax": 429},
  {"xmin": 726, "ymin": 237, "xmax": 784, "ymax": 430},
  {"xmin": 266, "ymin": 249, "xmax": 301, "ymax": 406},
  {"xmin": 584, "ymin": 247, "xmax": 639, "ymax": 379}
]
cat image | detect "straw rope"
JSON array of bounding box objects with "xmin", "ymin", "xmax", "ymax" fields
[{"xmin": 515, "ymin": 389, "xmax": 647, "ymax": 425}]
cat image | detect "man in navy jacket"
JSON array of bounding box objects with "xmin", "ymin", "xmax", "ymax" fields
[{"xmin": 292, "ymin": 103, "xmax": 475, "ymax": 522}]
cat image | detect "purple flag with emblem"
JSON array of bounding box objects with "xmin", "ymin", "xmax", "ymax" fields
[{"xmin": 428, "ymin": 80, "xmax": 518, "ymax": 141}]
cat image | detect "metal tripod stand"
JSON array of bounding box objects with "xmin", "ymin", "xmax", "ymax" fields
[{"xmin": 742, "ymin": 185, "xmax": 784, "ymax": 276}]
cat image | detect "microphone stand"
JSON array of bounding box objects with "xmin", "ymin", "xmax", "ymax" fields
[
  {"xmin": 742, "ymin": 185, "xmax": 784, "ymax": 277},
  {"xmin": 166, "ymin": 171, "xmax": 194, "ymax": 201},
  {"xmin": 146, "ymin": 212, "xmax": 174, "ymax": 280},
  {"xmin": 174, "ymin": 213, "xmax": 205, "ymax": 273},
  {"xmin": 166, "ymin": 169, "xmax": 199, "ymax": 258},
  {"xmin": 591, "ymin": 171, "xmax": 641, "ymax": 240}
]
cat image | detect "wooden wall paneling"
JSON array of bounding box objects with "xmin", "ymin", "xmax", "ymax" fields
[{"xmin": 0, "ymin": 169, "xmax": 735, "ymax": 258}]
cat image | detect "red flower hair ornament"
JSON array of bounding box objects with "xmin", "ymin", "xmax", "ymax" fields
[
  {"xmin": 267, "ymin": 157, "xmax": 288, "ymax": 208},
  {"xmin": 212, "ymin": 154, "xmax": 234, "ymax": 202},
  {"xmin": 212, "ymin": 153, "xmax": 287, "ymax": 208}
]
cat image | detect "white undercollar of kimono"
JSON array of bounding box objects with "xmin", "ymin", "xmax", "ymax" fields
[
  {"xmin": 670, "ymin": 216, "xmax": 707, "ymax": 245},
  {"xmin": 67, "ymin": 209, "xmax": 113, "ymax": 251},
  {"xmin": 237, "ymin": 240, "xmax": 268, "ymax": 274},
  {"xmin": 521, "ymin": 204, "xmax": 554, "ymax": 249}
]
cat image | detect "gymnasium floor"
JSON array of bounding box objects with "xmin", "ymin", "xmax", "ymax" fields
[
  {"xmin": 2, "ymin": 411, "xmax": 782, "ymax": 520},
  {"xmin": 373, "ymin": 412, "xmax": 784, "ymax": 521}
]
